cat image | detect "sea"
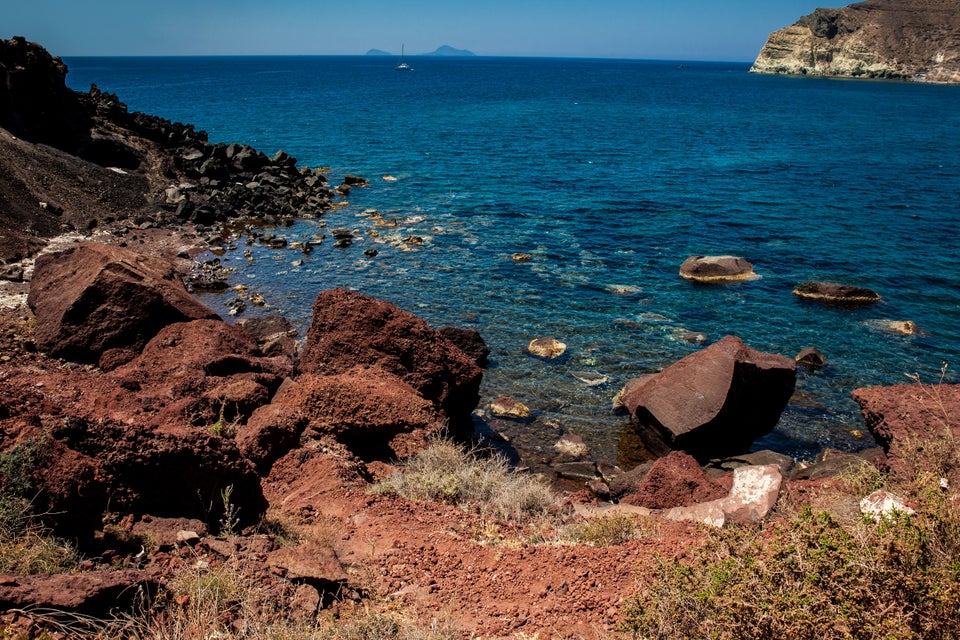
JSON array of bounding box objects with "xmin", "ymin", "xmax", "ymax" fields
[{"xmin": 63, "ymin": 55, "xmax": 960, "ymax": 468}]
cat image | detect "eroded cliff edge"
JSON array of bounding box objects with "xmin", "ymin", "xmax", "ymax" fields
[{"xmin": 751, "ymin": 0, "xmax": 960, "ymax": 83}]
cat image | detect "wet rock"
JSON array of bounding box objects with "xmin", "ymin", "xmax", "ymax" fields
[
  {"xmin": 867, "ymin": 319, "xmax": 925, "ymax": 336},
  {"xmin": 553, "ymin": 434, "xmax": 589, "ymax": 458},
  {"xmin": 553, "ymin": 461, "xmax": 600, "ymax": 482},
  {"xmin": 439, "ymin": 326, "xmax": 491, "ymax": 367},
  {"xmin": 793, "ymin": 281, "xmax": 881, "ymax": 305},
  {"xmin": 792, "ymin": 448, "xmax": 882, "ymax": 481},
  {"xmin": 298, "ymin": 289, "xmax": 482, "ymax": 432},
  {"xmin": 621, "ymin": 335, "xmax": 796, "ymax": 460},
  {"xmin": 620, "ymin": 451, "xmax": 727, "ymax": 509},
  {"xmin": 489, "ymin": 395, "xmax": 530, "ymax": 419},
  {"xmin": 27, "ymin": 242, "xmax": 218, "ymax": 363},
  {"xmin": 679, "ymin": 255, "xmax": 758, "ymax": 282},
  {"xmin": 795, "ymin": 346, "xmax": 827, "ymax": 368},
  {"xmin": 570, "ymin": 371, "xmax": 608, "ymax": 386},
  {"xmin": 511, "ymin": 252, "xmax": 532, "ymax": 263},
  {"xmin": 342, "ymin": 174, "xmax": 369, "ymax": 186},
  {"xmin": 528, "ymin": 337, "xmax": 566, "ymax": 359},
  {"xmin": 707, "ymin": 450, "xmax": 796, "ymax": 477}
]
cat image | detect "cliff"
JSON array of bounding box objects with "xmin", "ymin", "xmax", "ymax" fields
[{"xmin": 751, "ymin": 0, "xmax": 960, "ymax": 83}]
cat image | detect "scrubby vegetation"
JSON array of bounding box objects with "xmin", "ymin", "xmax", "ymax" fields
[
  {"xmin": 619, "ymin": 370, "xmax": 960, "ymax": 640},
  {"xmin": 372, "ymin": 439, "xmax": 555, "ymax": 520},
  {"xmin": 0, "ymin": 435, "xmax": 78, "ymax": 575}
]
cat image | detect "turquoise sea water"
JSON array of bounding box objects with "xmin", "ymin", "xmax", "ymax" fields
[{"xmin": 65, "ymin": 56, "xmax": 960, "ymax": 467}]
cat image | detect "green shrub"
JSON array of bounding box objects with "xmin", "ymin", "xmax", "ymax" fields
[{"xmin": 619, "ymin": 506, "xmax": 960, "ymax": 639}]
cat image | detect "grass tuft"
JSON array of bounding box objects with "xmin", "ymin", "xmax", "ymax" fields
[{"xmin": 372, "ymin": 439, "xmax": 555, "ymax": 520}]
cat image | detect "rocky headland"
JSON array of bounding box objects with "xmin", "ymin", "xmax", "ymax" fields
[
  {"xmin": 751, "ymin": 0, "xmax": 960, "ymax": 83},
  {"xmin": 1, "ymin": 38, "xmax": 959, "ymax": 637}
]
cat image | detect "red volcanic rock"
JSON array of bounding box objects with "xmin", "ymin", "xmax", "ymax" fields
[
  {"xmin": 622, "ymin": 336, "xmax": 796, "ymax": 459},
  {"xmin": 109, "ymin": 318, "xmax": 291, "ymax": 429},
  {"xmin": 27, "ymin": 242, "xmax": 218, "ymax": 363},
  {"xmin": 620, "ymin": 451, "xmax": 727, "ymax": 509},
  {"xmin": 298, "ymin": 289, "xmax": 482, "ymax": 431},
  {"xmin": 0, "ymin": 570, "xmax": 160, "ymax": 617},
  {"xmin": 237, "ymin": 367, "xmax": 446, "ymax": 471},
  {"xmin": 852, "ymin": 382, "xmax": 960, "ymax": 484}
]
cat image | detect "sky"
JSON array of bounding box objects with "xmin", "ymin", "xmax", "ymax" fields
[{"xmin": 4, "ymin": 0, "xmax": 834, "ymax": 62}]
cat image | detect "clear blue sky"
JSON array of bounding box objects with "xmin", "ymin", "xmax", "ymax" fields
[{"xmin": 5, "ymin": 0, "xmax": 833, "ymax": 62}]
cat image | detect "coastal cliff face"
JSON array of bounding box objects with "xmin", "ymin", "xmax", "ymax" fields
[{"xmin": 751, "ymin": 0, "xmax": 960, "ymax": 83}]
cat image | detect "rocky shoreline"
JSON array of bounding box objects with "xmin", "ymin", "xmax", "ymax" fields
[
  {"xmin": 751, "ymin": 0, "xmax": 960, "ymax": 83},
  {"xmin": 2, "ymin": 38, "xmax": 959, "ymax": 637}
]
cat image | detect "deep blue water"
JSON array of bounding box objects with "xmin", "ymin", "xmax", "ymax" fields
[{"xmin": 64, "ymin": 55, "xmax": 960, "ymax": 467}]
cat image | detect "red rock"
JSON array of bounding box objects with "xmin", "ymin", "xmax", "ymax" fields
[
  {"xmin": 622, "ymin": 336, "xmax": 796, "ymax": 459},
  {"xmin": 0, "ymin": 570, "xmax": 160, "ymax": 616},
  {"xmin": 298, "ymin": 289, "xmax": 482, "ymax": 430},
  {"xmin": 852, "ymin": 382, "xmax": 960, "ymax": 484},
  {"xmin": 620, "ymin": 451, "xmax": 727, "ymax": 509},
  {"xmin": 27, "ymin": 242, "xmax": 218, "ymax": 363},
  {"xmin": 237, "ymin": 367, "xmax": 445, "ymax": 470}
]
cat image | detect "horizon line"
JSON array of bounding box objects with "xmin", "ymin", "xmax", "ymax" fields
[{"xmin": 58, "ymin": 52, "xmax": 757, "ymax": 65}]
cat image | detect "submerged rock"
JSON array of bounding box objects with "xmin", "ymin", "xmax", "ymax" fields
[
  {"xmin": 528, "ymin": 337, "xmax": 566, "ymax": 359},
  {"xmin": 489, "ymin": 395, "xmax": 530, "ymax": 419}
]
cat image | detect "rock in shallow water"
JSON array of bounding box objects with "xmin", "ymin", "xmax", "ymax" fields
[
  {"xmin": 621, "ymin": 335, "xmax": 796, "ymax": 460},
  {"xmin": 679, "ymin": 255, "xmax": 757, "ymax": 283},
  {"xmin": 793, "ymin": 281, "xmax": 880, "ymax": 305}
]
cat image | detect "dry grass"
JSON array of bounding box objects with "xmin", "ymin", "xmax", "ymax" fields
[{"xmin": 371, "ymin": 439, "xmax": 555, "ymax": 520}]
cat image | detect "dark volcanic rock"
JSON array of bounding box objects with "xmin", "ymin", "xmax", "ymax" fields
[
  {"xmin": 0, "ymin": 38, "xmax": 341, "ymax": 262},
  {"xmin": 793, "ymin": 281, "xmax": 881, "ymax": 305},
  {"xmin": 621, "ymin": 336, "xmax": 796, "ymax": 459},
  {"xmin": 298, "ymin": 289, "xmax": 483, "ymax": 432},
  {"xmin": 27, "ymin": 242, "xmax": 219, "ymax": 363},
  {"xmin": 439, "ymin": 326, "xmax": 491, "ymax": 367}
]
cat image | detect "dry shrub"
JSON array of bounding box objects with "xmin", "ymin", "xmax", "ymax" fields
[
  {"xmin": 372, "ymin": 439, "xmax": 555, "ymax": 519},
  {"xmin": 573, "ymin": 512, "xmax": 650, "ymax": 547}
]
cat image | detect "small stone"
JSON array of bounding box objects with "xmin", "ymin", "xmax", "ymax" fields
[
  {"xmin": 176, "ymin": 530, "xmax": 201, "ymax": 546},
  {"xmin": 795, "ymin": 346, "xmax": 827, "ymax": 368},
  {"xmin": 511, "ymin": 252, "xmax": 532, "ymax": 263},
  {"xmin": 554, "ymin": 434, "xmax": 589, "ymax": 458},
  {"xmin": 860, "ymin": 490, "xmax": 915, "ymax": 520},
  {"xmin": 528, "ymin": 337, "xmax": 566, "ymax": 359},
  {"xmin": 489, "ymin": 395, "xmax": 530, "ymax": 419}
]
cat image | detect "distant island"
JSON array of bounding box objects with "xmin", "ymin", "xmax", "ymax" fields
[
  {"xmin": 751, "ymin": 0, "xmax": 960, "ymax": 83},
  {"xmin": 365, "ymin": 45, "xmax": 476, "ymax": 57}
]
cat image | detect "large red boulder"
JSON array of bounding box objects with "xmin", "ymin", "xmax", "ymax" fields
[
  {"xmin": 297, "ymin": 289, "xmax": 482, "ymax": 431},
  {"xmin": 621, "ymin": 336, "xmax": 796, "ymax": 459},
  {"xmin": 27, "ymin": 242, "xmax": 218, "ymax": 363},
  {"xmin": 237, "ymin": 367, "xmax": 446, "ymax": 471},
  {"xmin": 852, "ymin": 382, "xmax": 960, "ymax": 484}
]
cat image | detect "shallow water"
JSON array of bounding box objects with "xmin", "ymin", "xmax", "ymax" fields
[{"xmin": 66, "ymin": 56, "xmax": 960, "ymax": 467}]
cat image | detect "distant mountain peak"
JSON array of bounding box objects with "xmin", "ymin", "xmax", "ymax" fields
[{"xmin": 365, "ymin": 49, "xmax": 392, "ymax": 56}]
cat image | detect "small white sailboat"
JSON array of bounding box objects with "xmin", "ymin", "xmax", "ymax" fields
[{"xmin": 395, "ymin": 44, "xmax": 413, "ymax": 71}]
